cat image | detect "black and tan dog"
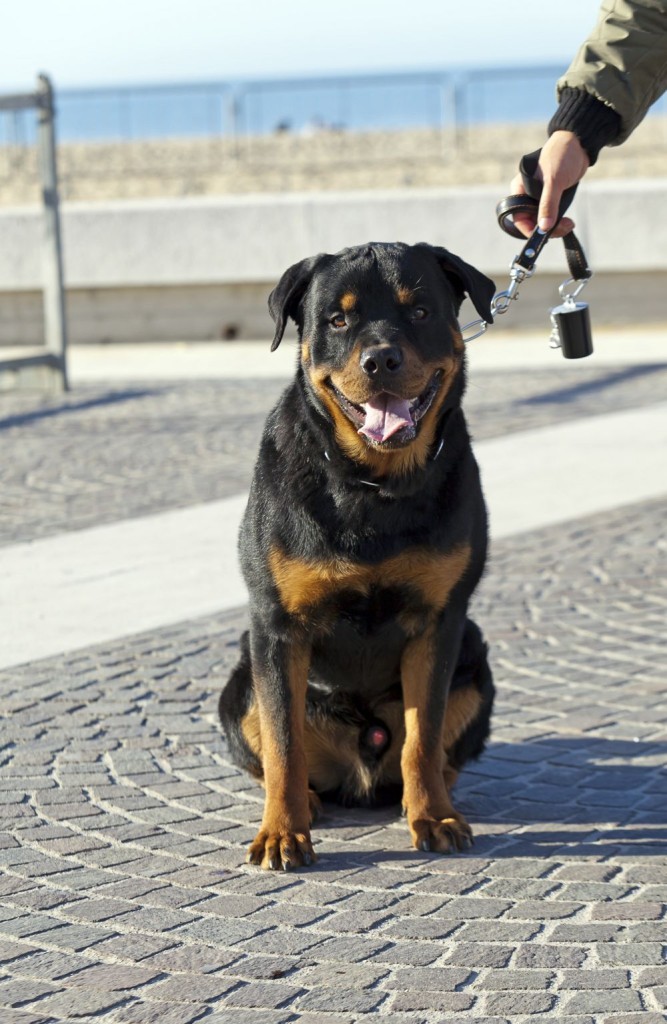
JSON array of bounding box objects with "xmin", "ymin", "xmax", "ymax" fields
[{"xmin": 219, "ymin": 241, "xmax": 496, "ymax": 870}]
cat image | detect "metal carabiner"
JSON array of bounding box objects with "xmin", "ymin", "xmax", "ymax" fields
[
  {"xmin": 459, "ymin": 260, "xmax": 532, "ymax": 343},
  {"xmin": 558, "ymin": 277, "xmax": 589, "ymax": 302},
  {"xmin": 459, "ymin": 318, "xmax": 489, "ymax": 343}
]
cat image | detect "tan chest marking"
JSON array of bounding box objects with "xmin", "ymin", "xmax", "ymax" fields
[{"xmin": 269, "ymin": 543, "xmax": 471, "ymax": 617}]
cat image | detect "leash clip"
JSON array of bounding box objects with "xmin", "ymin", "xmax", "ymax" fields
[{"xmin": 460, "ymin": 260, "xmax": 531, "ymax": 343}]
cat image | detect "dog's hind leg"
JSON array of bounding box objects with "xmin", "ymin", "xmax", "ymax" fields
[
  {"xmin": 443, "ymin": 617, "xmax": 495, "ymax": 783},
  {"xmin": 218, "ymin": 631, "xmax": 264, "ymax": 779}
]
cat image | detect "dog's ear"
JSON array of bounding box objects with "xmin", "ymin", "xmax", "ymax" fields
[
  {"xmin": 268, "ymin": 254, "xmax": 329, "ymax": 351},
  {"xmin": 417, "ymin": 243, "xmax": 496, "ymax": 324}
]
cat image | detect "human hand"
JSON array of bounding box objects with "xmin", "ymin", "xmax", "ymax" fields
[{"xmin": 508, "ymin": 131, "xmax": 590, "ymax": 238}]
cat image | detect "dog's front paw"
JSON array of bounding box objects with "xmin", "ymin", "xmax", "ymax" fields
[
  {"xmin": 247, "ymin": 828, "xmax": 317, "ymax": 871},
  {"xmin": 408, "ymin": 813, "xmax": 473, "ymax": 854}
]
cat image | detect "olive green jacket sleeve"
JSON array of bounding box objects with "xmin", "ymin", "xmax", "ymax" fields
[{"xmin": 557, "ymin": 0, "xmax": 667, "ymax": 145}]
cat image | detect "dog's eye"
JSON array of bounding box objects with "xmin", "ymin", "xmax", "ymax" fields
[
  {"xmin": 412, "ymin": 307, "xmax": 429, "ymax": 321},
  {"xmin": 330, "ymin": 314, "xmax": 347, "ymax": 329}
]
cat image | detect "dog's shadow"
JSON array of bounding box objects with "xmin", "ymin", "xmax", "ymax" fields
[{"xmin": 311, "ymin": 735, "xmax": 666, "ymax": 862}]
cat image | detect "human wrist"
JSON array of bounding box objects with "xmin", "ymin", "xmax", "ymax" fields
[{"xmin": 548, "ymin": 87, "xmax": 621, "ymax": 165}]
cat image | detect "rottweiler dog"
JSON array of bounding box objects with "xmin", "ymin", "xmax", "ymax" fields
[{"xmin": 219, "ymin": 241, "xmax": 496, "ymax": 870}]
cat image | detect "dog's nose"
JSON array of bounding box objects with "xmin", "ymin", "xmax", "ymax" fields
[{"xmin": 360, "ymin": 344, "xmax": 403, "ymax": 378}]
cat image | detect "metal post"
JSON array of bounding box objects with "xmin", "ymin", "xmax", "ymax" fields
[
  {"xmin": 36, "ymin": 74, "xmax": 68, "ymax": 390},
  {"xmin": 452, "ymin": 79, "xmax": 467, "ymax": 154},
  {"xmin": 227, "ymin": 89, "xmax": 241, "ymax": 160}
]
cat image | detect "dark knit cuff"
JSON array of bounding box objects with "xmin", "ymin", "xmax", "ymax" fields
[{"xmin": 548, "ymin": 87, "xmax": 622, "ymax": 165}]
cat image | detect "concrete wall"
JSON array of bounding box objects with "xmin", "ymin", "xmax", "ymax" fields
[{"xmin": 1, "ymin": 180, "xmax": 666, "ymax": 343}]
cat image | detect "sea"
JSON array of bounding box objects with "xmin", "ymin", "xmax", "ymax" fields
[{"xmin": 2, "ymin": 64, "xmax": 664, "ymax": 145}]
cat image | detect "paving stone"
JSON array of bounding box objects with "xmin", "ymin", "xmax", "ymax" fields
[
  {"xmin": 214, "ymin": 954, "xmax": 304, "ymax": 982},
  {"xmin": 382, "ymin": 917, "xmax": 462, "ymax": 941},
  {"xmin": 560, "ymin": 969, "xmax": 631, "ymax": 990},
  {"xmin": 483, "ymin": 991, "xmax": 557, "ymax": 1014},
  {"xmin": 603, "ymin": 1015, "xmax": 667, "ymax": 1024},
  {"xmin": 112, "ymin": 1000, "xmax": 211, "ymax": 1024},
  {"xmin": 592, "ymin": 901, "xmax": 665, "ymax": 920},
  {"xmin": 649, "ymin": 988, "xmax": 667, "ymax": 1010},
  {"xmin": 636, "ymin": 967, "xmax": 667, "ymax": 987},
  {"xmin": 284, "ymin": 1015, "xmax": 362, "ymax": 1024},
  {"xmin": 0, "ymin": 915, "xmax": 64, "ymax": 940},
  {"xmin": 91, "ymin": 934, "xmax": 180, "ymax": 961},
  {"xmin": 474, "ymin": 968, "xmax": 555, "ymax": 990},
  {"xmin": 562, "ymin": 990, "xmax": 645, "ymax": 1012},
  {"xmin": 294, "ymin": 986, "xmax": 388, "ymax": 1013},
  {"xmin": 385, "ymin": 965, "xmax": 473, "ymax": 991},
  {"xmin": 20, "ymin": 988, "xmax": 130, "ymax": 1017},
  {"xmin": 443, "ymin": 942, "xmax": 514, "ymax": 968},
  {"xmin": 186, "ymin": 893, "xmax": 269, "ymax": 918},
  {"xmin": 247, "ymin": 904, "xmax": 332, "ymax": 929},
  {"xmin": 625, "ymin": 923, "xmax": 667, "ymax": 942},
  {"xmin": 143, "ymin": 974, "xmax": 238, "ymax": 1003},
  {"xmin": 0, "ymin": 978, "xmax": 60, "ymax": 1007},
  {"xmin": 171, "ymin": 916, "xmax": 261, "ymax": 946},
  {"xmin": 140, "ymin": 944, "xmax": 241, "ymax": 975},
  {"xmin": 505, "ymin": 899, "xmax": 584, "ymax": 919},
  {"xmin": 388, "ymin": 990, "xmax": 476, "ymax": 1012},
  {"xmin": 514, "ymin": 943, "xmax": 588, "ymax": 968},
  {"xmin": 596, "ymin": 944, "xmax": 664, "ymax": 966},
  {"xmin": 239, "ymin": 930, "xmax": 327, "ymax": 958},
  {"xmin": 57, "ymin": 898, "xmax": 135, "ymax": 923},
  {"xmin": 220, "ymin": 981, "xmax": 306, "ymax": 1009},
  {"xmin": 5, "ymin": 888, "xmax": 86, "ymax": 913},
  {"xmin": 550, "ymin": 924, "xmax": 625, "ymax": 943},
  {"xmin": 369, "ymin": 940, "xmax": 446, "ymax": 967},
  {"xmin": 60, "ymin": 963, "xmax": 162, "ymax": 989},
  {"xmin": 433, "ymin": 897, "xmax": 512, "ymax": 919},
  {"xmin": 293, "ymin": 961, "xmax": 389, "ymax": 988},
  {"xmin": 29, "ymin": 923, "xmax": 118, "ymax": 952},
  {"xmin": 0, "ymin": 1010, "xmax": 57, "ymax": 1024},
  {"xmin": 456, "ymin": 921, "xmax": 543, "ymax": 943}
]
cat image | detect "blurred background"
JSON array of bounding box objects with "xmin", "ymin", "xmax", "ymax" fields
[{"xmin": 1, "ymin": 0, "xmax": 666, "ymax": 352}]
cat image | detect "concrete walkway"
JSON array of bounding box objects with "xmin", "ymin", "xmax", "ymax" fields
[
  {"xmin": 1, "ymin": 401, "xmax": 666, "ymax": 670},
  {"xmin": 65, "ymin": 328, "xmax": 667, "ymax": 382}
]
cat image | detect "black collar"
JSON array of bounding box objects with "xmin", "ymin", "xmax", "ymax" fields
[{"xmin": 324, "ymin": 424, "xmax": 447, "ymax": 491}]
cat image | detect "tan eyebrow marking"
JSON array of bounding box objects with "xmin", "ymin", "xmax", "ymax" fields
[
  {"xmin": 340, "ymin": 292, "xmax": 357, "ymax": 312},
  {"xmin": 396, "ymin": 285, "xmax": 415, "ymax": 304}
]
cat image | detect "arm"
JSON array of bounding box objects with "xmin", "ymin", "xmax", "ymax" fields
[
  {"xmin": 510, "ymin": 0, "xmax": 667, "ymax": 237},
  {"xmin": 558, "ymin": 0, "xmax": 667, "ymax": 147}
]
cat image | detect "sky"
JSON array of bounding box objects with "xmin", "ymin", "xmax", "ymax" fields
[{"xmin": 4, "ymin": 0, "xmax": 603, "ymax": 92}]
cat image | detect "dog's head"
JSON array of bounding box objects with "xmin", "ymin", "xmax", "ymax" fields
[{"xmin": 269, "ymin": 242, "xmax": 494, "ymax": 474}]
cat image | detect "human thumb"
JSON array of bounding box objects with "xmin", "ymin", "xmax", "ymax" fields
[{"xmin": 538, "ymin": 180, "xmax": 560, "ymax": 232}]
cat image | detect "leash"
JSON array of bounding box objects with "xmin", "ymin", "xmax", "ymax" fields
[{"xmin": 461, "ymin": 149, "xmax": 595, "ymax": 359}]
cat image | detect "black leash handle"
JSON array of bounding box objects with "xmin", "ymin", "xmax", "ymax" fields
[{"xmin": 496, "ymin": 149, "xmax": 592, "ymax": 282}]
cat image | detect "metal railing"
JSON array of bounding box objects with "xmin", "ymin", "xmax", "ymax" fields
[
  {"xmin": 0, "ymin": 66, "xmax": 569, "ymax": 144},
  {"xmin": 0, "ymin": 66, "xmax": 665, "ymax": 205},
  {"xmin": 0, "ymin": 75, "xmax": 68, "ymax": 391}
]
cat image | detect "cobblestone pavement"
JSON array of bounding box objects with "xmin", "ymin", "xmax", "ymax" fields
[{"xmin": 1, "ymin": 360, "xmax": 666, "ymax": 1022}]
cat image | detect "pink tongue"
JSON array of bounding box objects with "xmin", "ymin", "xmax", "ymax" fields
[{"xmin": 359, "ymin": 394, "xmax": 414, "ymax": 442}]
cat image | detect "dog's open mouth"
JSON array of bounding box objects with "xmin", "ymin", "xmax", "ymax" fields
[{"xmin": 329, "ymin": 370, "xmax": 443, "ymax": 446}]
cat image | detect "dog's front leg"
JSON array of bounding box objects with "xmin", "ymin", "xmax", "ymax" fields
[
  {"xmin": 400, "ymin": 615, "xmax": 473, "ymax": 853},
  {"xmin": 246, "ymin": 626, "xmax": 315, "ymax": 870}
]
